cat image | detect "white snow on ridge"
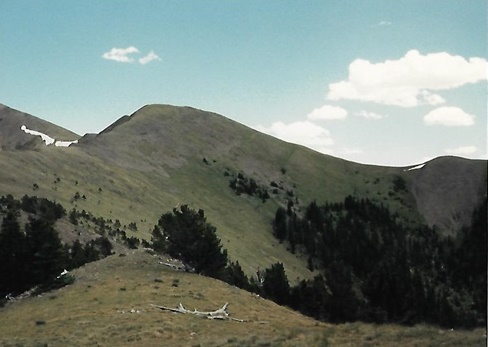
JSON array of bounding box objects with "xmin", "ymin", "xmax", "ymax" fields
[
  {"xmin": 406, "ymin": 163, "xmax": 426, "ymax": 171},
  {"xmin": 55, "ymin": 140, "xmax": 78, "ymax": 147},
  {"xmin": 20, "ymin": 125, "xmax": 78, "ymax": 147},
  {"xmin": 21, "ymin": 125, "xmax": 55, "ymax": 145}
]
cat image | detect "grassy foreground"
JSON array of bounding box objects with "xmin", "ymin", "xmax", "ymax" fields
[{"xmin": 0, "ymin": 250, "xmax": 485, "ymax": 347}]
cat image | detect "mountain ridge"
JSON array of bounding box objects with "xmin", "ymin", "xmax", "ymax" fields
[
  {"xmin": 78, "ymin": 103, "xmax": 486, "ymax": 233},
  {"xmin": 0, "ymin": 103, "xmax": 485, "ymax": 276},
  {"xmin": 0, "ymin": 103, "xmax": 486, "ymax": 345}
]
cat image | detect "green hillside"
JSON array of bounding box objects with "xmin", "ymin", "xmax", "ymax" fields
[
  {"xmin": 0, "ymin": 103, "xmax": 486, "ymax": 345},
  {"xmin": 0, "ymin": 104, "xmax": 485, "ymax": 281}
]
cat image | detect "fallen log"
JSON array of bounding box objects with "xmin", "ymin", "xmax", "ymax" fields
[{"xmin": 150, "ymin": 302, "xmax": 247, "ymax": 322}]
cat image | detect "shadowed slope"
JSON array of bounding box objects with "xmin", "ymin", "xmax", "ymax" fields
[{"xmin": 407, "ymin": 156, "xmax": 487, "ymax": 236}]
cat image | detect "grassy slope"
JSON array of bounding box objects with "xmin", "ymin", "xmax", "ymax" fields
[
  {"xmin": 1, "ymin": 104, "xmax": 482, "ymax": 281},
  {"xmin": 1, "ymin": 104, "xmax": 486, "ymax": 346},
  {"xmin": 0, "ymin": 104, "xmax": 417, "ymax": 281},
  {"xmin": 0, "ymin": 250, "xmax": 484, "ymax": 347}
]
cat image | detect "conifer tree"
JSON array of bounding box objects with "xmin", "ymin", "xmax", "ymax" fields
[
  {"xmin": 273, "ymin": 207, "xmax": 287, "ymax": 241},
  {"xmin": 154, "ymin": 205, "xmax": 228, "ymax": 279},
  {"xmin": 224, "ymin": 261, "xmax": 251, "ymax": 290},
  {"xmin": 24, "ymin": 217, "xmax": 65, "ymax": 287},
  {"xmin": 69, "ymin": 240, "xmax": 86, "ymax": 269},
  {"xmin": 262, "ymin": 262, "xmax": 290, "ymax": 305},
  {"xmin": 0, "ymin": 212, "xmax": 26, "ymax": 296}
]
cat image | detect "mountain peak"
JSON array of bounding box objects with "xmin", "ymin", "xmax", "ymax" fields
[{"xmin": 78, "ymin": 104, "xmax": 250, "ymax": 170}]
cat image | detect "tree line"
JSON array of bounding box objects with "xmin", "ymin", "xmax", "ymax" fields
[
  {"xmin": 150, "ymin": 198, "xmax": 486, "ymax": 328},
  {"xmin": 270, "ymin": 196, "xmax": 487, "ymax": 328},
  {"xmin": 2, "ymin": 192, "xmax": 484, "ymax": 329}
]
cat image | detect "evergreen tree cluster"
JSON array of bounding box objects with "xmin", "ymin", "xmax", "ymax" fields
[
  {"xmin": 228, "ymin": 173, "xmax": 270, "ymax": 202},
  {"xmin": 69, "ymin": 208, "xmax": 144, "ymax": 249},
  {"xmin": 0, "ymin": 195, "xmax": 113, "ymax": 303},
  {"xmin": 148, "ymin": 201, "xmax": 486, "ymax": 328},
  {"xmin": 270, "ymin": 196, "xmax": 487, "ymax": 328},
  {"xmin": 19, "ymin": 195, "xmax": 66, "ymax": 222}
]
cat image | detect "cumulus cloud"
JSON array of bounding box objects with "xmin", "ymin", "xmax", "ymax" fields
[
  {"xmin": 307, "ymin": 104, "xmax": 347, "ymax": 120},
  {"xmin": 355, "ymin": 110, "xmax": 384, "ymax": 120},
  {"xmin": 444, "ymin": 146, "xmax": 478, "ymax": 155},
  {"xmin": 139, "ymin": 51, "xmax": 161, "ymax": 65},
  {"xmin": 102, "ymin": 46, "xmax": 140, "ymax": 63},
  {"xmin": 327, "ymin": 50, "xmax": 487, "ymax": 107},
  {"xmin": 377, "ymin": 21, "xmax": 392, "ymax": 26},
  {"xmin": 102, "ymin": 47, "xmax": 161, "ymax": 65},
  {"xmin": 254, "ymin": 121, "xmax": 334, "ymax": 154},
  {"xmin": 423, "ymin": 106, "xmax": 475, "ymax": 127}
]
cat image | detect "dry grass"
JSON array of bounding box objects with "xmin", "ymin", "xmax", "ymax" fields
[
  {"xmin": 0, "ymin": 250, "xmax": 324, "ymax": 346},
  {"xmin": 0, "ymin": 250, "xmax": 485, "ymax": 347}
]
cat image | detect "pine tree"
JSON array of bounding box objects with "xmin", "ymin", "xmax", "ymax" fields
[
  {"xmin": 97, "ymin": 236, "xmax": 113, "ymax": 257},
  {"xmin": 273, "ymin": 207, "xmax": 287, "ymax": 241},
  {"xmin": 69, "ymin": 240, "xmax": 87, "ymax": 269},
  {"xmin": 151, "ymin": 225, "xmax": 166, "ymax": 253},
  {"xmin": 262, "ymin": 262, "xmax": 290, "ymax": 305},
  {"xmin": 323, "ymin": 260, "xmax": 359, "ymax": 322},
  {"xmin": 154, "ymin": 205, "xmax": 228, "ymax": 279},
  {"xmin": 24, "ymin": 217, "xmax": 65, "ymax": 287},
  {"xmin": 224, "ymin": 261, "xmax": 251, "ymax": 290},
  {"xmin": 0, "ymin": 212, "xmax": 26, "ymax": 296}
]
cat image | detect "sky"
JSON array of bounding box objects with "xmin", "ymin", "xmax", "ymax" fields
[{"xmin": 1, "ymin": 0, "xmax": 486, "ymax": 166}]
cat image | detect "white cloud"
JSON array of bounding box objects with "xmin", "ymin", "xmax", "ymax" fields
[
  {"xmin": 423, "ymin": 106, "xmax": 475, "ymax": 127},
  {"xmin": 307, "ymin": 104, "xmax": 347, "ymax": 120},
  {"xmin": 342, "ymin": 148, "xmax": 363, "ymax": 155},
  {"xmin": 254, "ymin": 121, "xmax": 334, "ymax": 154},
  {"xmin": 378, "ymin": 21, "xmax": 392, "ymax": 26},
  {"xmin": 102, "ymin": 46, "xmax": 140, "ymax": 63},
  {"xmin": 420, "ymin": 90, "xmax": 445, "ymax": 105},
  {"xmin": 444, "ymin": 146, "xmax": 478, "ymax": 155},
  {"xmin": 327, "ymin": 50, "xmax": 487, "ymax": 107},
  {"xmin": 355, "ymin": 110, "xmax": 384, "ymax": 120},
  {"xmin": 139, "ymin": 51, "xmax": 161, "ymax": 65}
]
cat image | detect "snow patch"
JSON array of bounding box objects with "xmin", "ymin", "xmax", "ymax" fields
[
  {"xmin": 20, "ymin": 125, "xmax": 78, "ymax": 147},
  {"xmin": 55, "ymin": 140, "xmax": 78, "ymax": 147},
  {"xmin": 406, "ymin": 163, "xmax": 426, "ymax": 171},
  {"xmin": 21, "ymin": 125, "xmax": 55, "ymax": 145}
]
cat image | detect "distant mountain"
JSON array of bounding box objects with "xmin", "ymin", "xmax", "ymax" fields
[
  {"xmin": 0, "ymin": 103, "xmax": 485, "ymax": 278},
  {"xmin": 408, "ymin": 156, "xmax": 486, "ymax": 236}
]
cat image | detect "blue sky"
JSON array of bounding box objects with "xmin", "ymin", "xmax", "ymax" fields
[{"xmin": 1, "ymin": 0, "xmax": 486, "ymax": 166}]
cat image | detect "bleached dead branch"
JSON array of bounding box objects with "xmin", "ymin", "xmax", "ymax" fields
[{"xmin": 150, "ymin": 302, "xmax": 247, "ymax": 322}]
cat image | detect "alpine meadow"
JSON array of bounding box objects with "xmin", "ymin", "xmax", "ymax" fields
[{"xmin": 0, "ymin": 103, "xmax": 486, "ymax": 346}]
